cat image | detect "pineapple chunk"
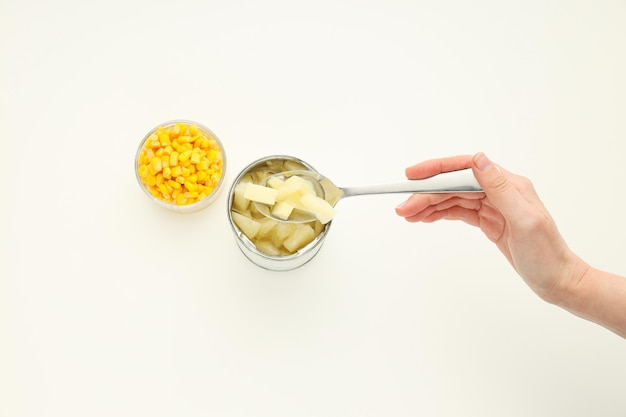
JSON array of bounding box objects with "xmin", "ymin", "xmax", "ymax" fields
[
  {"xmin": 275, "ymin": 175, "xmax": 310, "ymax": 200},
  {"xmin": 231, "ymin": 211, "xmax": 261, "ymax": 239},
  {"xmin": 254, "ymin": 239, "xmax": 283, "ymax": 257},
  {"xmin": 320, "ymin": 178, "xmax": 343, "ymax": 206},
  {"xmin": 282, "ymin": 160, "xmax": 307, "ymax": 171},
  {"xmin": 313, "ymin": 220, "xmax": 325, "ymax": 235},
  {"xmin": 266, "ymin": 176, "xmax": 285, "ymax": 189},
  {"xmin": 283, "ymin": 224, "xmax": 316, "ymax": 252},
  {"xmin": 271, "ymin": 222, "xmax": 297, "ymax": 248},
  {"xmin": 244, "ymin": 183, "xmax": 278, "ymax": 205},
  {"xmin": 257, "ymin": 217, "xmax": 278, "ymax": 239},
  {"xmin": 232, "ymin": 182, "xmax": 251, "ymax": 212},
  {"xmin": 272, "ymin": 201, "xmax": 295, "ymax": 220},
  {"xmin": 300, "ymin": 194, "xmax": 336, "ymax": 224}
]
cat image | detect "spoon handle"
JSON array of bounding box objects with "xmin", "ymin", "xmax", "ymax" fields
[{"xmin": 341, "ymin": 169, "xmax": 482, "ymax": 197}]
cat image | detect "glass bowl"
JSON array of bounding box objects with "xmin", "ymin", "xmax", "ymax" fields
[{"xmin": 135, "ymin": 120, "xmax": 227, "ymax": 213}]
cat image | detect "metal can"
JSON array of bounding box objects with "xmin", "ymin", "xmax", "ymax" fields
[{"xmin": 227, "ymin": 155, "xmax": 332, "ymax": 271}]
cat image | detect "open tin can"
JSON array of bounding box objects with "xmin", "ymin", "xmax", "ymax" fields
[{"xmin": 227, "ymin": 155, "xmax": 332, "ymax": 271}]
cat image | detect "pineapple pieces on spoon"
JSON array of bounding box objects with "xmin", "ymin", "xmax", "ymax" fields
[{"xmin": 244, "ymin": 174, "xmax": 336, "ymax": 224}]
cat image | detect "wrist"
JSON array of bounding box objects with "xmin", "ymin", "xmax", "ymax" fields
[{"xmin": 543, "ymin": 250, "xmax": 591, "ymax": 309}]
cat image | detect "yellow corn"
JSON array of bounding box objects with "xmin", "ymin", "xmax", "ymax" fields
[
  {"xmin": 138, "ymin": 164, "xmax": 149, "ymax": 178},
  {"xmin": 184, "ymin": 181, "xmax": 198, "ymax": 192},
  {"xmin": 171, "ymin": 166, "xmax": 182, "ymax": 177},
  {"xmin": 179, "ymin": 149, "xmax": 192, "ymax": 162},
  {"xmin": 196, "ymin": 170, "xmax": 208, "ymax": 182},
  {"xmin": 149, "ymin": 157, "xmax": 162, "ymax": 174},
  {"xmin": 144, "ymin": 175, "xmax": 157, "ymax": 186},
  {"xmin": 137, "ymin": 122, "xmax": 224, "ymax": 206},
  {"xmin": 169, "ymin": 151, "xmax": 179, "ymax": 167},
  {"xmin": 190, "ymin": 151, "xmax": 201, "ymax": 164},
  {"xmin": 149, "ymin": 187, "xmax": 161, "ymax": 198},
  {"xmin": 158, "ymin": 133, "xmax": 170, "ymax": 146},
  {"xmin": 158, "ymin": 183, "xmax": 169, "ymax": 196},
  {"xmin": 198, "ymin": 158, "xmax": 210, "ymax": 171}
]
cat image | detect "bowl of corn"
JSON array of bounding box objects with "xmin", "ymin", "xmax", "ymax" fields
[{"xmin": 135, "ymin": 120, "xmax": 226, "ymax": 213}]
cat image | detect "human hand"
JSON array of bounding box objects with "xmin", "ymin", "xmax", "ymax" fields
[{"xmin": 395, "ymin": 152, "xmax": 587, "ymax": 304}]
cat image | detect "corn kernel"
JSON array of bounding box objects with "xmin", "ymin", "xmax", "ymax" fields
[
  {"xmin": 138, "ymin": 165, "xmax": 149, "ymax": 178},
  {"xmin": 144, "ymin": 175, "xmax": 157, "ymax": 186},
  {"xmin": 169, "ymin": 151, "xmax": 179, "ymax": 166},
  {"xmin": 190, "ymin": 151, "xmax": 201, "ymax": 164},
  {"xmin": 163, "ymin": 166, "xmax": 172, "ymax": 179},
  {"xmin": 198, "ymin": 158, "xmax": 210, "ymax": 171},
  {"xmin": 184, "ymin": 182, "xmax": 198, "ymax": 192},
  {"xmin": 149, "ymin": 187, "xmax": 161, "ymax": 198},
  {"xmin": 179, "ymin": 149, "xmax": 192, "ymax": 162},
  {"xmin": 158, "ymin": 133, "xmax": 170, "ymax": 146},
  {"xmin": 189, "ymin": 124, "xmax": 199, "ymax": 136},
  {"xmin": 196, "ymin": 170, "xmax": 208, "ymax": 182},
  {"xmin": 171, "ymin": 166, "xmax": 182, "ymax": 177},
  {"xmin": 150, "ymin": 157, "xmax": 162, "ymax": 174},
  {"xmin": 167, "ymin": 179, "xmax": 182, "ymax": 189},
  {"xmin": 158, "ymin": 183, "xmax": 169, "ymax": 196}
]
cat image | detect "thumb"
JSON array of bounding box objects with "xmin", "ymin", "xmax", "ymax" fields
[{"xmin": 472, "ymin": 152, "xmax": 528, "ymax": 219}]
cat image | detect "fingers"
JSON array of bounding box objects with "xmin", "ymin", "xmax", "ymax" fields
[
  {"xmin": 397, "ymin": 193, "xmax": 483, "ymax": 222},
  {"xmin": 471, "ymin": 153, "xmax": 531, "ymax": 221},
  {"xmin": 405, "ymin": 155, "xmax": 473, "ymax": 180},
  {"xmin": 414, "ymin": 206, "xmax": 481, "ymax": 227},
  {"xmin": 395, "ymin": 192, "xmax": 484, "ymax": 219}
]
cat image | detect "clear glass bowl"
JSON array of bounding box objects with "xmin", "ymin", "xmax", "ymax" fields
[{"xmin": 135, "ymin": 119, "xmax": 227, "ymax": 213}]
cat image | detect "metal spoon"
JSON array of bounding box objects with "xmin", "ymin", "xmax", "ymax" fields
[{"xmin": 254, "ymin": 169, "xmax": 483, "ymax": 224}]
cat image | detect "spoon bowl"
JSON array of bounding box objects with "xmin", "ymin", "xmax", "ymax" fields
[
  {"xmin": 253, "ymin": 170, "xmax": 327, "ymax": 223},
  {"xmin": 254, "ymin": 168, "xmax": 483, "ymax": 224}
]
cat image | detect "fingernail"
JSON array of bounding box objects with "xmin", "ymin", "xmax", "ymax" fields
[
  {"xmin": 396, "ymin": 200, "xmax": 407, "ymax": 210},
  {"xmin": 474, "ymin": 152, "xmax": 493, "ymax": 172}
]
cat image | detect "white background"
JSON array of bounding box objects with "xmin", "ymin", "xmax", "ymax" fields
[{"xmin": 2, "ymin": 0, "xmax": 625, "ymax": 416}]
